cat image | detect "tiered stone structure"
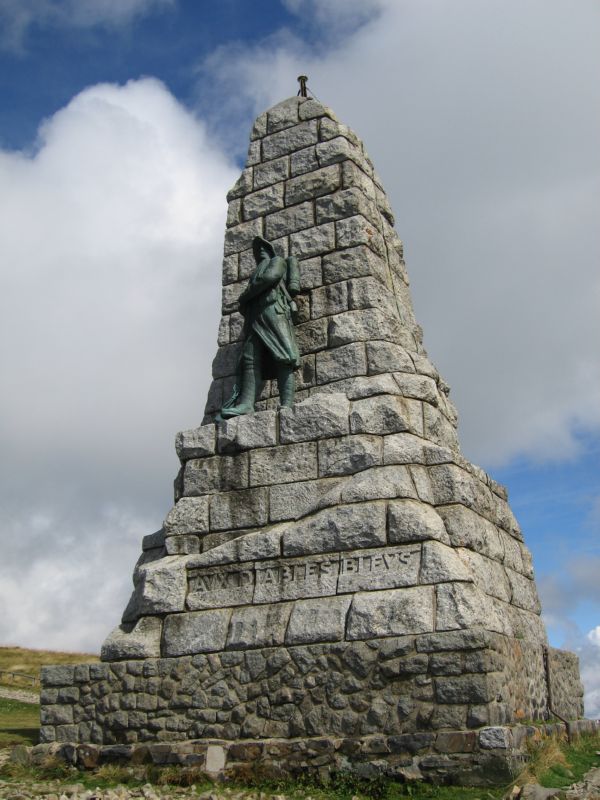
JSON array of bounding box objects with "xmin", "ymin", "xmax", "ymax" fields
[{"xmin": 39, "ymin": 97, "xmax": 586, "ymax": 784}]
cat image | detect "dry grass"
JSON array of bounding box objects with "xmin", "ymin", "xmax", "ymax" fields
[
  {"xmin": 0, "ymin": 645, "xmax": 98, "ymax": 689},
  {"xmin": 521, "ymin": 734, "xmax": 569, "ymax": 784}
]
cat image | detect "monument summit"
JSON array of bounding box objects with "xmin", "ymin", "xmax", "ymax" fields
[{"xmin": 39, "ymin": 93, "xmax": 589, "ymax": 784}]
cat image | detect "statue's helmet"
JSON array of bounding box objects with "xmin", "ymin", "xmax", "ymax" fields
[{"xmin": 252, "ymin": 236, "xmax": 276, "ymax": 262}]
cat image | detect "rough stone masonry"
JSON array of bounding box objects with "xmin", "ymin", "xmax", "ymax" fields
[{"xmin": 39, "ymin": 96, "xmax": 587, "ymax": 784}]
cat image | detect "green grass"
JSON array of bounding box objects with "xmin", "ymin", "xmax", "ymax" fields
[
  {"xmin": 0, "ymin": 697, "xmax": 39, "ymax": 747},
  {"xmin": 0, "ymin": 762, "xmax": 506, "ymax": 799},
  {"xmin": 537, "ymin": 732, "xmax": 600, "ymax": 788}
]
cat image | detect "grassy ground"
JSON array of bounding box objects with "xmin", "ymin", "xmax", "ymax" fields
[
  {"xmin": 2, "ymin": 733, "xmax": 599, "ymax": 799},
  {"xmin": 0, "ymin": 645, "xmax": 98, "ymax": 690},
  {"xmin": 0, "ymin": 760, "xmax": 506, "ymax": 799},
  {"xmin": 535, "ymin": 732, "xmax": 600, "ymax": 788},
  {"xmin": 0, "ymin": 697, "xmax": 39, "ymax": 747}
]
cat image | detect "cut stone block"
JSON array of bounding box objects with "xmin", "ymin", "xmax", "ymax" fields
[
  {"xmin": 101, "ymin": 617, "xmax": 162, "ymax": 661},
  {"xmin": 164, "ymin": 497, "xmax": 209, "ymax": 535},
  {"xmin": 285, "ymin": 596, "xmax": 351, "ymax": 644},
  {"xmin": 347, "ymin": 587, "xmax": 435, "ymax": 639},
  {"xmin": 162, "ymin": 608, "xmax": 231, "ymax": 656},
  {"xmin": 279, "ymin": 392, "xmax": 350, "ymax": 443},
  {"xmin": 282, "ymin": 502, "xmax": 386, "ymax": 556}
]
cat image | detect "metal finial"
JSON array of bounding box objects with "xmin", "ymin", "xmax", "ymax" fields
[{"xmin": 297, "ymin": 75, "xmax": 308, "ymax": 98}]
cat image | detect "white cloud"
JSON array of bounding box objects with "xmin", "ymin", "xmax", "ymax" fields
[
  {"xmin": 581, "ymin": 634, "xmax": 600, "ymax": 719},
  {"xmin": 0, "ymin": 0, "xmax": 174, "ymax": 52},
  {"xmin": 0, "ymin": 77, "xmax": 237, "ymax": 650},
  {"xmin": 196, "ymin": 0, "xmax": 600, "ymax": 467},
  {"xmin": 587, "ymin": 626, "xmax": 600, "ymax": 648}
]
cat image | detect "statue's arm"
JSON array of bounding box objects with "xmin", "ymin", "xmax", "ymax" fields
[{"xmin": 239, "ymin": 257, "xmax": 286, "ymax": 305}]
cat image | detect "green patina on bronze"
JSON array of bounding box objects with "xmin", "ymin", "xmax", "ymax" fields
[{"xmin": 218, "ymin": 236, "xmax": 300, "ymax": 419}]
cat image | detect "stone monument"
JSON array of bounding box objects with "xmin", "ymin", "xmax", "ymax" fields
[{"xmin": 40, "ymin": 95, "xmax": 589, "ymax": 784}]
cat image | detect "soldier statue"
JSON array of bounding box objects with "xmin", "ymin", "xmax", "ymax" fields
[{"xmin": 218, "ymin": 236, "xmax": 300, "ymax": 418}]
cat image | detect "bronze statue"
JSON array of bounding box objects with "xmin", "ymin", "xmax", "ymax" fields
[{"xmin": 218, "ymin": 236, "xmax": 300, "ymax": 418}]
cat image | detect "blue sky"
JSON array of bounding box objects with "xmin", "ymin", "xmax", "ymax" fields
[{"xmin": 0, "ymin": 0, "xmax": 599, "ymax": 714}]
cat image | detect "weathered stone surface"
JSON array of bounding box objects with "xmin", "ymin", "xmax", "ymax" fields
[
  {"xmin": 428, "ymin": 463, "xmax": 480, "ymax": 508},
  {"xmin": 322, "ymin": 245, "xmax": 387, "ymax": 284},
  {"xmin": 366, "ymin": 341, "xmax": 414, "ymax": 374},
  {"xmin": 316, "ymin": 187, "xmax": 379, "ymax": 228},
  {"xmin": 250, "ymin": 441, "xmax": 317, "ymax": 485},
  {"xmin": 280, "ymin": 392, "xmax": 349, "ymax": 443},
  {"xmin": 347, "ymin": 587, "xmax": 434, "ymax": 639},
  {"xmin": 253, "ymin": 155, "xmax": 289, "ymax": 189},
  {"xmin": 479, "ymin": 726, "xmax": 512, "ymax": 749},
  {"xmin": 350, "ymin": 395, "xmax": 411, "ymax": 435},
  {"xmin": 223, "ymin": 217, "xmax": 263, "ymax": 255},
  {"xmin": 266, "ymin": 97, "xmax": 300, "ymax": 133},
  {"xmin": 316, "ymin": 342, "xmax": 367, "ymax": 384},
  {"xmin": 505, "ymin": 568, "xmax": 541, "ymax": 613},
  {"xmin": 192, "ymin": 529, "xmax": 281, "ymax": 568},
  {"xmin": 299, "ymin": 98, "xmax": 335, "ymax": 121},
  {"xmin": 388, "ymin": 500, "xmax": 449, "ymax": 544},
  {"xmin": 282, "ymin": 502, "xmax": 386, "ymax": 556},
  {"xmin": 164, "ymin": 496, "xmax": 209, "ymax": 535},
  {"xmin": 142, "ymin": 529, "xmax": 166, "ymax": 551},
  {"xmin": 286, "ymin": 596, "xmax": 351, "ymax": 644},
  {"xmin": 290, "ymin": 222, "xmax": 335, "ymax": 258},
  {"xmin": 286, "ymin": 165, "xmax": 341, "ymax": 205},
  {"xmin": 336, "ymin": 215, "xmax": 384, "ymax": 255},
  {"xmin": 162, "ymin": 608, "xmax": 231, "ymax": 656},
  {"xmin": 210, "ymin": 487, "xmax": 269, "ymax": 531},
  {"xmin": 337, "ymin": 545, "xmax": 421, "ymax": 593},
  {"xmin": 457, "ymin": 548, "xmax": 511, "ymax": 602},
  {"xmin": 253, "ymin": 554, "xmax": 339, "ymax": 603},
  {"xmin": 329, "ymin": 308, "xmax": 403, "ymax": 347},
  {"xmin": 318, "ymin": 434, "xmax": 382, "ymax": 477},
  {"xmin": 383, "ymin": 433, "xmax": 452, "ymax": 466},
  {"xmin": 227, "ymin": 603, "xmax": 293, "ymax": 649},
  {"xmin": 436, "ymin": 583, "xmax": 506, "ymax": 635},
  {"xmin": 265, "ymin": 201, "xmax": 314, "ymax": 239},
  {"xmin": 262, "ymin": 121, "xmax": 318, "ymax": 160},
  {"xmin": 437, "ymin": 505, "xmax": 504, "ymax": 562},
  {"xmin": 311, "ymin": 280, "xmax": 348, "ymax": 318},
  {"xmin": 243, "ymin": 183, "xmax": 285, "ymax": 220},
  {"xmin": 101, "ymin": 617, "xmax": 162, "ymax": 661},
  {"xmin": 183, "ymin": 453, "xmax": 248, "ymax": 495},
  {"xmin": 176, "ymin": 425, "xmax": 215, "ymax": 460},
  {"xmin": 316, "ymin": 137, "xmax": 370, "ymax": 170},
  {"xmin": 295, "ymin": 317, "xmax": 328, "ymax": 353},
  {"xmin": 340, "ymin": 465, "xmax": 417, "ymax": 503},
  {"xmin": 217, "ymin": 410, "xmax": 277, "ymax": 453},
  {"xmin": 290, "ymin": 145, "xmax": 319, "ymax": 176},
  {"xmin": 269, "ymin": 476, "xmax": 343, "ymax": 522},
  {"xmin": 165, "ymin": 533, "xmax": 200, "ymax": 555},
  {"xmin": 122, "ymin": 556, "xmax": 187, "ymax": 622},
  {"xmin": 227, "ymin": 167, "xmax": 252, "ymax": 200},
  {"xmin": 420, "ymin": 541, "xmax": 473, "ymax": 584}
]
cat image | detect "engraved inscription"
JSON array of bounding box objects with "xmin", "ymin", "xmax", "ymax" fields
[
  {"xmin": 254, "ymin": 555, "xmax": 339, "ymax": 603},
  {"xmin": 187, "ymin": 544, "xmax": 422, "ymax": 609},
  {"xmin": 187, "ymin": 564, "xmax": 255, "ymax": 610},
  {"xmin": 337, "ymin": 546, "xmax": 420, "ymax": 592}
]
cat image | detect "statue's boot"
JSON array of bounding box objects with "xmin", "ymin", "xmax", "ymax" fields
[
  {"xmin": 277, "ymin": 365, "xmax": 295, "ymax": 408},
  {"xmin": 220, "ymin": 362, "xmax": 260, "ymax": 418}
]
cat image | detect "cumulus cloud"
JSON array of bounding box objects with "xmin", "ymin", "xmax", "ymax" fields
[
  {"xmin": 0, "ymin": 0, "xmax": 174, "ymax": 52},
  {"xmin": 0, "ymin": 77, "xmax": 237, "ymax": 650},
  {"xmin": 195, "ymin": 0, "xmax": 600, "ymax": 467}
]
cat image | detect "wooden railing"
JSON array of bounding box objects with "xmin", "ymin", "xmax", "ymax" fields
[{"xmin": 0, "ymin": 668, "xmax": 39, "ymax": 686}]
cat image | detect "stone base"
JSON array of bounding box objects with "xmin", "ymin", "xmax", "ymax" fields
[{"xmin": 24, "ymin": 720, "xmax": 600, "ymax": 787}]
